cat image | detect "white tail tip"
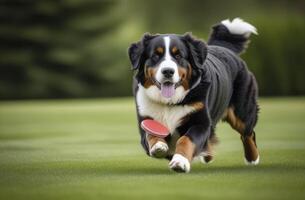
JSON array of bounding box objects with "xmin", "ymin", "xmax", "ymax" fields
[{"xmin": 221, "ymin": 18, "xmax": 258, "ymax": 36}]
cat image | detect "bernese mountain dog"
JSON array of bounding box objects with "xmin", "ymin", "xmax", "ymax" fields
[{"xmin": 128, "ymin": 18, "xmax": 260, "ymax": 173}]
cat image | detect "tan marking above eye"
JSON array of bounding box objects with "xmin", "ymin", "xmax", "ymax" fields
[
  {"xmin": 155, "ymin": 47, "xmax": 164, "ymax": 54},
  {"xmin": 172, "ymin": 46, "xmax": 178, "ymax": 54}
]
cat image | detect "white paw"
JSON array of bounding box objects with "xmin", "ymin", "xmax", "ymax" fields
[
  {"xmin": 169, "ymin": 154, "xmax": 190, "ymax": 173},
  {"xmin": 197, "ymin": 152, "xmax": 214, "ymax": 164},
  {"xmin": 244, "ymin": 155, "xmax": 260, "ymax": 165},
  {"xmin": 150, "ymin": 141, "xmax": 169, "ymax": 158}
]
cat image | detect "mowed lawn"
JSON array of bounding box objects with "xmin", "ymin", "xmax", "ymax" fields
[{"xmin": 0, "ymin": 97, "xmax": 304, "ymax": 200}]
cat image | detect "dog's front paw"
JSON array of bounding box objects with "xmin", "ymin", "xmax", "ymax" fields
[
  {"xmin": 150, "ymin": 141, "xmax": 169, "ymax": 158},
  {"xmin": 169, "ymin": 154, "xmax": 190, "ymax": 173}
]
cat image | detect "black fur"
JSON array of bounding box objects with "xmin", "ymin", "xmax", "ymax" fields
[
  {"xmin": 129, "ymin": 26, "xmax": 259, "ymax": 157},
  {"xmin": 182, "ymin": 33, "xmax": 207, "ymax": 69},
  {"xmin": 128, "ymin": 33, "xmax": 155, "ymax": 70}
]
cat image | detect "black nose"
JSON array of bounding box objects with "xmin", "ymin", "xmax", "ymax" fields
[{"xmin": 161, "ymin": 68, "xmax": 175, "ymax": 78}]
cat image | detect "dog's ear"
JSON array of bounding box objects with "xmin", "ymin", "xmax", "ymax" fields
[
  {"xmin": 128, "ymin": 33, "xmax": 155, "ymax": 70},
  {"xmin": 182, "ymin": 33, "xmax": 207, "ymax": 70}
]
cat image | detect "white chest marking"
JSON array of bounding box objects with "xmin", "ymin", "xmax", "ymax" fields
[{"xmin": 136, "ymin": 85, "xmax": 196, "ymax": 134}]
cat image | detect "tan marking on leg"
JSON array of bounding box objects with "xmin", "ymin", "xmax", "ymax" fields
[
  {"xmin": 241, "ymin": 134, "xmax": 259, "ymax": 162},
  {"xmin": 225, "ymin": 107, "xmax": 259, "ymax": 162},
  {"xmin": 175, "ymin": 136, "xmax": 195, "ymax": 162},
  {"xmin": 226, "ymin": 107, "xmax": 245, "ymax": 134},
  {"xmin": 146, "ymin": 134, "xmax": 166, "ymax": 150}
]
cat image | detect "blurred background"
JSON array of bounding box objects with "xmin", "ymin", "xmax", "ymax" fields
[{"xmin": 0, "ymin": 0, "xmax": 304, "ymax": 100}]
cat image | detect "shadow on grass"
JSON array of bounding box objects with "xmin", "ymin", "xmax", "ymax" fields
[
  {"xmin": 21, "ymin": 161, "xmax": 302, "ymax": 177},
  {"xmin": 191, "ymin": 162, "xmax": 303, "ymax": 175},
  {"xmin": 2, "ymin": 160, "xmax": 304, "ymax": 188},
  {"xmin": 90, "ymin": 159, "xmax": 304, "ymax": 176}
]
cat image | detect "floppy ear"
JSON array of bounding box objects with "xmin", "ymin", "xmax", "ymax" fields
[
  {"xmin": 128, "ymin": 33, "xmax": 155, "ymax": 70},
  {"xmin": 182, "ymin": 33, "xmax": 207, "ymax": 70}
]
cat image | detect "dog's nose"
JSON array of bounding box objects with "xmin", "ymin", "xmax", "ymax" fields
[{"xmin": 161, "ymin": 68, "xmax": 175, "ymax": 78}]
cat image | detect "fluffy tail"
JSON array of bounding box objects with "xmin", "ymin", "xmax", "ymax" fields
[{"xmin": 208, "ymin": 18, "xmax": 257, "ymax": 54}]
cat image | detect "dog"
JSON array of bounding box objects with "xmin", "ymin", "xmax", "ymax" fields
[{"xmin": 128, "ymin": 18, "xmax": 260, "ymax": 173}]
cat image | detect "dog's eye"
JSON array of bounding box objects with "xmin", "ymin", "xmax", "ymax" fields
[
  {"xmin": 152, "ymin": 53, "xmax": 159, "ymax": 60},
  {"xmin": 175, "ymin": 53, "xmax": 182, "ymax": 60}
]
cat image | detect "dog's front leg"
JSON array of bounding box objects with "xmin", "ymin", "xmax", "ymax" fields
[
  {"xmin": 146, "ymin": 134, "xmax": 169, "ymax": 158},
  {"xmin": 169, "ymin": 125, "xmax": 210, "ymax": 173}
]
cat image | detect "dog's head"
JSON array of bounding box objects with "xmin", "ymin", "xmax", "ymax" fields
[{"xmin": 128, "ymin": 33, "xmax": 207, "ymax": 104}]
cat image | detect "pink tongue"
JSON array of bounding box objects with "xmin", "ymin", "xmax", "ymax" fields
[{"xmin": 161, "ymin": 83, "xmax": 175, "ymax": 98}]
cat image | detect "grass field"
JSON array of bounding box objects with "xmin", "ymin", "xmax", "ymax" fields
[{"xmin": 0, "ymin": 97, "xmax": 305, "ymax": 200}]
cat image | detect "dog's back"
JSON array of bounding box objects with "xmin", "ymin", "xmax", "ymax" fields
[{"xmin": 204, "ymin": 18, "xmax": 259, "ymax": 129}]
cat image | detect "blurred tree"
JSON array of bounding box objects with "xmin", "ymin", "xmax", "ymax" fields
[
  {"xmin": 0, "ymin": 0, "xmax": 304, "ymax": 99},
  {"xmin": 0, "ymin": 0, "xmax": 123, "ymax": 99}
]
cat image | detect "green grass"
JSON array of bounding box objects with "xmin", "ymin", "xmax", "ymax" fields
[{"xmin": 0, "ymin": 97, "xmax": 305, "ymax": 200}]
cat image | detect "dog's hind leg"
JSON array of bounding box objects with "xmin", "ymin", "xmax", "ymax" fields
[
  {"xmin": 226, "ymin": 107, "xmax": 259, "ymax": 165},
  {"xmin": 226, "ymin": 68, "xmax": 260, "ymax": 165}
]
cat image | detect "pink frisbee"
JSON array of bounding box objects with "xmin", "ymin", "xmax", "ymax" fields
[{"xmin": 141, "ymin": 119, "xmax": 170, "ymax": 138}]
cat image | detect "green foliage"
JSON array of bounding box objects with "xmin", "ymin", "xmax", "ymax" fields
[
  {"xmin": 0, "ymin": 0, "xmax": 126, "ymax": 99},
  {"xmin": 244, "ymin": 15, "xmax": 305, "ymax": 96},
  {"xmin": 0, "ymin": 0, "xmax": 304, "ymax": 99}
]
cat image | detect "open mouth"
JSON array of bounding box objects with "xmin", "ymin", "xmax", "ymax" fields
[
  {"xmin": 151, "ymin": 78, "xmax": 182, "ymax": 98},
  {"xmin": 160, "ymin": 81, "xmax": 175, "ymax": 98}
]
